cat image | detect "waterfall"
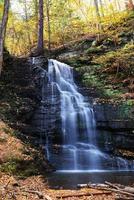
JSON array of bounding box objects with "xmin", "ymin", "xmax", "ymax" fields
[
  {"xmin": 32, "ymin": 57, "xmax": 134, "ymax": 172},
  {"xmin": 48, "ymin": 59, "xmax": 105, "ymax": 171}
]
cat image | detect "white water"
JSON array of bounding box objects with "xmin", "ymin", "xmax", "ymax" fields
[
  {"xmin": 32, "ymin": 57, "xmax": 134, "ymax": 171},
  {"xmin": 48, "ymin": 59, "xmax": 106, "ymax": 170}
]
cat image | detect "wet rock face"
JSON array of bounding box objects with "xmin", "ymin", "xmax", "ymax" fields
[
  {"xmin": 30, "ymin": 56, "xmax": 48, "ymax": 69},
  {"xmin": 93, "ymin": 103, "xmax": 134, "ymax": 152},
  {"xmin": 28, "ymin": 57, "xmax": 61, "ymax": 140},
  {"xmin": 93, "ymin": 103, "xmax": 134, "ymax": 131}
]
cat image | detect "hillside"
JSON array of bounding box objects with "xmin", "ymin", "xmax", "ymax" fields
[{"xmin": 55, "ymin": 12, "xmax": 134, "ymax": 102}]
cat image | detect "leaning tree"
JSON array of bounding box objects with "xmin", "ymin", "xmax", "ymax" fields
[{"xmin": 0, "ymin": 0, "xmax": 10, "ymax": 75}]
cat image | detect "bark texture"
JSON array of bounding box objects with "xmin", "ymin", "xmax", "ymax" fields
[
  {"xmin": 37, "ymin": 0, "xmax": 44, "ymax": 54},
  {"xmin": 0, "ymin": 0, "xmax": 10, "ymax": 75}
]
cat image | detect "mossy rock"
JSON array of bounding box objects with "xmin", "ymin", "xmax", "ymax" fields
[
  {"xmin": 0, "ymin": 158, "xmax": 40, "ymax": 178},
  {"xmin": 102, "ymin": 38, "xmax": 115, "ymax": 46},
  {"xmin": 85, "ymin": 47, "xmax": 103, "ymax": 54}
]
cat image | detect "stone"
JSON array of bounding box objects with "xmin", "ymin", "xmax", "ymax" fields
[
  {"xmin": 28, "ymin": 57, "xmax": 61, "ymax": 143},
  {"xmin": 91, "ymin": 40, "xmax": 98, "ymax": 47}
]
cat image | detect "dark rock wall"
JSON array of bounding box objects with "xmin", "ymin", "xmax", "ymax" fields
[
  {"xmin": 27, "ymin": 57, "xmax": 134, "ymax": 154},
  {"xmin": 29, "ymin": 57, "xmax": 61, "ymax": 142},
  {"xmin": 94, "ymin": 103, "xmax": 134, "ymax": 131}
]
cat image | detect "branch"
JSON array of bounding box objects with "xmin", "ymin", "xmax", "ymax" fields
[
  {"xmin": 56, "ymin": 191, "xmax": 111, "ymax": 198},
  {"xmin": 22, "ymin": 189, "xmax": 52, "ymax": 200}
]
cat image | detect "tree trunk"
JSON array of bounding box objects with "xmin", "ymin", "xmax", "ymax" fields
[
  {"xmin": 94, "ymin": 0, "xmax": 101, "ymax": 20},
  {"xmin": 0, "ymin": 0, "xmax": 10, "ymax": 75},
  {"xmin": 99, "ymin": 0, "xmax": 104, "ymax": 17},
  {"xmin": 34, "ymin": 0, "xmax": 38, "ymax": 40},
  {"xmin": 46, "ymin": 0, "xmax": 51, "ymax": 51},
  {"xmin": 24, "ymin": 0, "xmax": 32, "ymax": 49},
  {"xmin": 37, "ymin": 0, "xmax": 44, "ymax": 54},
  {"xmin": 115, "ymin": 0, "xmax": 121, "ymax": 11},
  {"xmin": 94, "ymin": 0, "xmax": 103, "ymax": 38}
]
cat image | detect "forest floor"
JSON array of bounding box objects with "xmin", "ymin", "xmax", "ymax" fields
[{"xmin": 0, "ymin": 121, "xmax": 117, "ymax": 200}]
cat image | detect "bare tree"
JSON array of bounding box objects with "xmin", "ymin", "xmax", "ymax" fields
[
  {"xmin": 115, "ymin": 0, "xmax": 121, "ymax": 11},
  {"xmin": 93, "ymin": 0, "xmax": 103, "ymax": 38},
  {"xmin": 99, "ymin": 0, "xmax": 104, "ymax": 17},
  {"xmin": 37, "ymin": 0, "xmax": 44, "ymax": 54},
  {"xmin": 93, "ymin": 0, "xmax": 101, "ymax": 20},
  {"xmin": 34, "ymin": 0, "xmax": 38, "ymax": 40},
  {"xmin": 46, "ymin": 0, "xmax": 51, "ymax": 51},
  {"xmin": 0, "ymin": 0, "xmax": 10, "ymax": 75},
  {"xmin": 24, "ymin": 0, "xmax": 32, "ymax": 48}
]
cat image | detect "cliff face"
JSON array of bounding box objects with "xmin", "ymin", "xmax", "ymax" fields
[{"xmin": 29, "ymin": 57, "xmax": 61, "ymax": 143}]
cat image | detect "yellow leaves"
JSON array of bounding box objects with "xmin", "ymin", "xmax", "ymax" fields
[
  {"xmin": 3, "ymin": 0, "xmax": 134, "ymax": 56},
  {"xmin": 0, "ymin": 4, "xmax": 3, "ymax": 19}
]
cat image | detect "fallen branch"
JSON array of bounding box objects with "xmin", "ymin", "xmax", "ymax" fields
[
  {"xmin": 105, "ymin": 182, "xmax": 134, "ymax": 195},
  {"xmin": 116, "ymin": 197, "xmax": 134, "ymax": 200},
  {"xmin": 21, "ymin": 190, "xmax": 44, "ymax": 199},
  {"xmin": 22, "ymin": 189, "xmax": 52, "ymax": 200},
  {"xmin": 78, "ymin": 182, "xmax": 134, "ymax": 198},
  {"xmin": 77, "ymin": 183, "xmax": 109, "ymax": 189},
  {"xmin": 93, "ymin": 187, "xmax": 134, "ymax": 198},
  {"xmin": 56, "ymin": 191, "xmax": 111, "ymax": 198},
  {"xmin": 105, "ymin": 181, "xmax": 120, "ymax": 190}
]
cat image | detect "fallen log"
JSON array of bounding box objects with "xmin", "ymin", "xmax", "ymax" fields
[
  {"xmin": 77, "ymin": 183, "xmax": 109, "ymax": 188},
  {"xmin": 105, "ymin": 182, "xmax": 134, "ymax": 194},
  {"xmin": 94, "ymin": 187, "xmax": 134, "ymax": 198},
  {"xmin": 56, "ymin": 191, "xmax": 111, "ymax": 198},
  {"xmin": 105, "ymin": 181, "xmax": 120, "ymax": 190},
  {"xmin": 78, "ymin": 183, "xmax": 134, "ymax": 198},
  {"xmin": 116, "ymin": 197, "xmax": 134, "ymax": 200},
  {"xmin": 123, "ymin": 187, "xmax": 134, "ymax": 194}
]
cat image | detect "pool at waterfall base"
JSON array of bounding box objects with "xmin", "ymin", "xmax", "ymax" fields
[{"xmin": 47, "ymin": 171, "xmax": 134, "ymax": 189}]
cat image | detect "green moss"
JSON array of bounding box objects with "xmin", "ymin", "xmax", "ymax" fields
[
  {"xmin": 0, "ymin": 157, "xmax": 40, "ymax": 178},
  {"xmin": 85, "ymin": 47, "xmax": 103, "ymax": 54},
  {"xmin": 119, "ymin": 100, "xmax": 134, "ymax": 119},
  {"xmin": 0, "ymin": 160, "xmax": 17, "ymax": 175},
  {"xmin": 83, "ymin": 73, "xmax": 103, "ymax": 88},
  {"xmin": 103, "ymin": 88, "xmax": 122, "ymax": 98},
  {"xmin": 82, "ymin": 72, "xmax": 122, "ymax": 99},
  {"xmin": 0, "ymin": 137, "xmax": 7, "ymax": 143},
  {"xmin": 93, "ymin": 43, "xmax": 134, "ymax": 79}
]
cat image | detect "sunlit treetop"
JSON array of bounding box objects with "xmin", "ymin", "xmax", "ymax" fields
[{"xmin": 2, "ymin": 0, "xmax": 134, "ymax": 55}]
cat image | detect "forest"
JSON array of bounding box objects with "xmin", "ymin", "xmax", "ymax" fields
[{"xmin": 0, "ymin": 0, "xmax": 134, "ymax": 200}]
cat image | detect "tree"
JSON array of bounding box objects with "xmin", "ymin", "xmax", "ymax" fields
[
  {"xmin": 99, "ymin": 0, "xmax": 104, "ymax": 17},
  {"xmin": 0, "ymin": 0, "xmax": 10, "ymax": 75},
  {"xmin": 115, "ymin": 0, "xmax": 121, "ymax": 11},
  {"xmin": 37, "ymin": 0, "xmax": 44, "ymax": 54},
  {"xmin": 93, "ymin": 0, "xmax": 103, "ymax": 37},
  {"xmin": 24, "ymin": 0, "xmax": 32, "ymax": 48},
  {"xmin": 46, "ymin": 0, "xmax": 51, "ymax": 51},
  {"xmin": 34, "ymin": 0, "xmax": 38, "ymax": 40},
  {"xmin": 93, "ymin": 0, "xmax": 101, "ymax": 20}
]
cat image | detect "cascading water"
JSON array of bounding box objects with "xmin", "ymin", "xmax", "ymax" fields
[
  {"xmin": 47, "ymin": 59, "xmax": 133, "ymax": 172},
  {"xmin": 48, "ymin": 59, "xmax": 102, "ymax": 171},
  {"xmin": 32, "ymin": 57, "xmax": 134, "ymax": 172}
]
